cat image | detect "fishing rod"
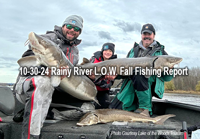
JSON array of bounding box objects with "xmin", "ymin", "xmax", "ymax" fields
[
  {"xmin": 181, "ymin": 122, "xmax": 200, "ymax": 135},
  {"xmin": 182, "ymin": 121, "xmax": 188, "ymax": 139}
]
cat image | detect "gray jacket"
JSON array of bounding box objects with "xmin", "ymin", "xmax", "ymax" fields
[
  {"xmin": 14, "ymin": 26, "xmax": 81, "ymax": 95},
  {"xmin": 22, "ymin": 25, "xmax": 81, "ymax": 65}
]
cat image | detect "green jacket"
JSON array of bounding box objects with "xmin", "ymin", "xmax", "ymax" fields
[{"xmin": 114, "ymin": 41, "xmax": 173, "ymax": 111}]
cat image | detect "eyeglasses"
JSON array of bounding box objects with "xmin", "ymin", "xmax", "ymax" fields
[{"xmin": 66, "ymin": 24, "xmax": 81, "ymax": 32}]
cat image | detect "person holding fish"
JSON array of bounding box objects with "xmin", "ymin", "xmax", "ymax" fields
[
  {"xmin": 88, "ymin": 43, "xmax": 117, "ymax": 109},
  {"xmin": 14, "ymin": 15, "xmax": 92, "ymax": 139},
  {"xmin": 109, "ymin": 24, "xmax": 174, "ymax": 117}
]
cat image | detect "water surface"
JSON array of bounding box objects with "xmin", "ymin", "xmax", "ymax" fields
[{"xmin": 153, "ymin": 93, "xmax": 200, "ymax": 106}]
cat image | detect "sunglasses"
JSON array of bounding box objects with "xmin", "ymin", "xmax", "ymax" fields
[{"xmin": 66, "ymin": 24, "xmax": 81, "ymax": 32}]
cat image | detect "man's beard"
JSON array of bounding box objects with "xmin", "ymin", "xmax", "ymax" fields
[
  {"xmin": 67, "ymin": 36, "xmax": 77, "ymax": 41},
  {"xmin": 65, "ymin": 31, "xmax": 78, "ymax": 41},
  {"xmin": 66, "ymin": 35, "xmax": 77, "ymax": 41}
]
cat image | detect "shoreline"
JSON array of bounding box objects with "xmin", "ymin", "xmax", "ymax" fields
[{"xmin": 165, "ymin": 90, "xmax": 200, "ymax": 95}]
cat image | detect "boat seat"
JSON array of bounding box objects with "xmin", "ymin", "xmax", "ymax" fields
[{"xmin": 0, "ymin": 87, "xmax": 15, "ymax": 116}]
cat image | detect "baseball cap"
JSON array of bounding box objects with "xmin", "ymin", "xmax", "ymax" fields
[{"xmin": 141, "ymin": 24, "xmax": 155, "ymax": 35}]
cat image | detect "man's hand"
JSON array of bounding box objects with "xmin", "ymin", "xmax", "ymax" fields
[
  {"xmin": 45, "ymin": 68, "xmax": 52, "ymax": 78},
  {"xmin": 105, "ymin": 74, "xmax": 117, "ymax": 80},
  {"xmin": 46, "ymin": 66, "xmax": 69, "ymax": 80},
  {"xmin": 99, "ymin": 81, "xmax": 113, "ymax": 88},
  {"xmin": 60, "ymin": 66, "xmax": 69, "ymax": 80}
]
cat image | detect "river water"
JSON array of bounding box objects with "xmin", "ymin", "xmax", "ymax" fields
[{"xmin": 153, "ymin": 93, "xmax": 200, "ymax": 106}]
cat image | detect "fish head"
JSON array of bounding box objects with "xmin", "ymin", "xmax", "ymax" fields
[
  {"xmin": 29, "ymin": 32, "xmax": 48, "ymax": 55},
  {"xmin": 154, "ymin": 55, "xmax": 183, "ymax": 70},
  {"xmin": 77, "ymin": 112, "xmax": 99, "ymax": 126},
  {"xmin": 28, "ymin": 32, "xmax": 62, "ymax": 67}
]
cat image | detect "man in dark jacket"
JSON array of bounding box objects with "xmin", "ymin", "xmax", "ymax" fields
[
  {"xmin": 14, "ymin": 15, "xmax": 88, "ymax": 139},
  {"xmin": 110, "ymin": 24, "xmax": 173, "ymax": 116}
]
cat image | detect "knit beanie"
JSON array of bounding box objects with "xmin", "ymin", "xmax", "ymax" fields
[
  {"xmin": 101, "ymin": 43, "xmax": 115, "ymax": 54},
  {"xmin": 62, "ymin": 15, "xmax": 83, "ymax": 32}
]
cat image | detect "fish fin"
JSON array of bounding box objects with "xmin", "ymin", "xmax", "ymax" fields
[
  {"xmin": 99, "ymin": 120, "xmax": 107, "ymax": 124},
  {"xmin": 76, "ymin": 123, "xmax": 84, "ymax": 126},
  {"xmin": 17, "ymin": 56, "xmax": 40, "ymax": 67},
  {"xmin": 94, "ymin": 98, "xmax": 101, "ymax": 106},
  {"xmin": 154, "ymin": 114, "xmax": 175, "ymax": 125},
  {"xmin": 80, "ymin": 57, "xmax": 90, "ymax": 65}
]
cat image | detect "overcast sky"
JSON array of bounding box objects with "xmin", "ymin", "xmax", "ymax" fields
[{"xmin": 0, "ymin": 0, "xmax": 200, "ymax": 83}]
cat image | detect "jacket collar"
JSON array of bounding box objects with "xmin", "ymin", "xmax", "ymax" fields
[{"xmin": 139, "ymin": 40, "xmax": 158, "ymax": 49}]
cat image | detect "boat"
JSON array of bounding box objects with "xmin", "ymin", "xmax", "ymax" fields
[{"xmin": 0, "ymin": 86, "xmax": 200, "ymax": 139}]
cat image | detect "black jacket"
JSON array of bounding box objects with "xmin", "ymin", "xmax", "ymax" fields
[{"xmin": 90, "ymin": 51, "xmax": 117, "ymax": 90}]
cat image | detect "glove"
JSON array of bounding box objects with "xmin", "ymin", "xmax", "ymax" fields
[{"xmin": 99, "ymin": 80, "xmax": 114, "ymax": 89}]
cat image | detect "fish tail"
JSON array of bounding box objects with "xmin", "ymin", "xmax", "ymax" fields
[
  {"xmin": 80, "ymin": 58, "xmax": 90, "ymax": 65},
  {"xmin": 94, "ymin": 98, "xmax": 101, "ymax": 106},
  {"xmin": 154, "ymin": 114, "xmax": 175, "ymax": 125}
]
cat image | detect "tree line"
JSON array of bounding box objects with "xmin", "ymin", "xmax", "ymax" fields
[
  {"xmin": 168, "ymin": 67, "xmax": 200, "ymax": 91},
  {"xmin": 112, "ymin": 67, "xmax": 200, "ymax": 91}
]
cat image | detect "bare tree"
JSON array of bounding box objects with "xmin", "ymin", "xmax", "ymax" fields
[{"xmin": 173, "ymin": 67, "xmax": 200, "ymax": 91}]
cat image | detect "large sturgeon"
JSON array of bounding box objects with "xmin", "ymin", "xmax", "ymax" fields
[
  {"xmin": 17, "ymin": 32, "xmax": 99, "ymax": 104},
  {"xmin": 18, "ymin": 32, "xmax": 182, "ymax": 104},
  {"xmin": 81, "ymin": 55, "xmax": 183, "ymax": 76},
  {"xmin": 77, "ymin": 109, "xmax": 175, "ymax": 126}
]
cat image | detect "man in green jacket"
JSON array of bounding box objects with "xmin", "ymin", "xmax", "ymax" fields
[{"xmin": 109, "ymin": 24, "xmax": 173, "ymax": 116}]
